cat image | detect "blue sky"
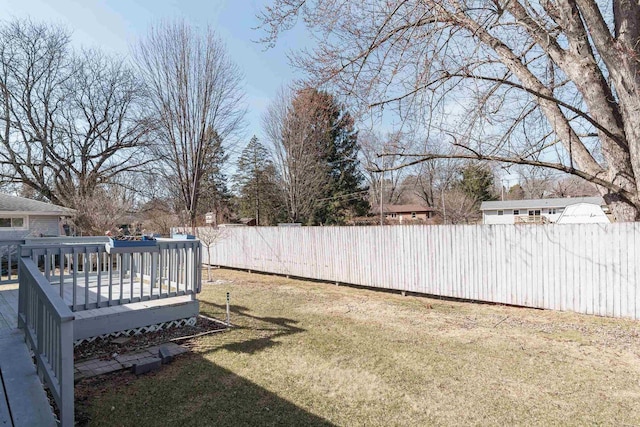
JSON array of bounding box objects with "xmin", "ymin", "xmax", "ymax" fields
[{"xmin": 0, "ymin": 0, "xmax": 309, "ymax": 146}]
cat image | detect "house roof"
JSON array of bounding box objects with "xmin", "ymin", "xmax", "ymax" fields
[
  {"xmin": 0, "ymin": 193, "xmax": 75, "ymax": 216},
  {"xmin": 480, "ymin": 197, "xmax": 605, "ymax": 211},
  {"xmin": 382, "ymin": 204, "xmax": 436, "ymax": 214}
]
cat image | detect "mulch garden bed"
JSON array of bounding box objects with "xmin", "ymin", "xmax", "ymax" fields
[{"xmin": 73, "ymin": 315, "xmax": 228, "ymax": 362}]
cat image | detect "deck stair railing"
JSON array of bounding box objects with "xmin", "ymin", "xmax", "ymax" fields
[
  {"xmin": 18, "ymin": 256, "xmax": 74, "ymax": 427},
  {"xmin": 13, "ymin": 236, "xmax": 202, "ymax": 427}
]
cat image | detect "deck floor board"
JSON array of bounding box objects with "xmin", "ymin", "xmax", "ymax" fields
[{"xmin": 53, "ymin": 273, "xmax": 180, "ymax": 310}]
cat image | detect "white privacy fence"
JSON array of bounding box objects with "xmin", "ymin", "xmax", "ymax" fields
[{"xmin": 203, "ymin": 223, "xmax": 640, "ymax": 320}]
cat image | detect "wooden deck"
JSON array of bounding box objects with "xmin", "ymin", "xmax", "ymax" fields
[
  {"xmin": 1, "ymin": 237, "xmax": 203, "ymax": 426},
  {"xmin": 0, "ymin": 285, "xmax": 57, "ymax": 427},
  {"xmin": 0, "ymin": 284, "xmax": 17, "ymax": 331},
  {"xmin": 43, "ymin": 274, "xmax": 200, "ymax": 341},
  {"xmin": 73, "ymin": 294, "xmax": 198, "ymax": 341},
  {"xmin": 50, "ymin": 272, "xmax": 190, "ymax": 311},
  {"xmin": 3, "ymin": 275, "xmax": 200, "ymax": 341}
]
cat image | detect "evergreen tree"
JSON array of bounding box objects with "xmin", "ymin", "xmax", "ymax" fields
[
  {"xmin": 457, "ymin": 164, "xmax": 496, "ymax": 203},
  {"xmin": 320, "ymin": 101, "xmax": 369, "ymax": 224},
  {"xmin": 271, "ymin": 87, "xmax": 369, "ymax": 225},
  {"xmin": 234, "ymin": 136, "xmax": 285, "ymax": 225}
]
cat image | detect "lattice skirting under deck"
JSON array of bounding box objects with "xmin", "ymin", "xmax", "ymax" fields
[{"xmin": 73, "ymin": 316, "xmax": 197, "ymax": 347}]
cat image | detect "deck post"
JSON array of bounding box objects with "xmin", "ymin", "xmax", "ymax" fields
[{"xmin": 59, "ymin": 319, "xmax": 74, "ymax": 427}]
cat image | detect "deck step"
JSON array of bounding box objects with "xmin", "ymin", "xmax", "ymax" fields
[{"xmin": 0, "ymin": 330, "xmax": 57, "ymax": 427}]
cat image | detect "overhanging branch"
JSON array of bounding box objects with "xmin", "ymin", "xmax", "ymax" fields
[{"xmin": 370, "ymin": 150, "xmax": 635, "ymax": 204}]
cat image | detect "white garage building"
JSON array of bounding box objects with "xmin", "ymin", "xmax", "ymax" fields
[{"xmin": 480, "ymin": 197, "xmax": 608, "ymax": 225}]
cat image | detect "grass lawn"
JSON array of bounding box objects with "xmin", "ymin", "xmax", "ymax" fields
[{"xmin": 77, "ymin": 269, "xmax": 640, "ymax": 426}]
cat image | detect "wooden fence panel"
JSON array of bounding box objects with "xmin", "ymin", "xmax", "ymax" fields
[{"xmin": 202, "ymin": 223, "xmax": 640, "ymax": 320}]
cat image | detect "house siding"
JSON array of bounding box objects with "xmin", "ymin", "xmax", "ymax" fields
[
  {"xmin": 0, "ymin": 215, "xmax": 61, "ymax": 240},
  {"xmin": 29, "ymin": 216, "xmax": 61, "ymax": 237},
  {"xmin": 483, "ymin": 209, "xmax": 564, "ymax": 225}
]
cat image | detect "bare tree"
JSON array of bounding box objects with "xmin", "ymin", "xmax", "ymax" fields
[
  {"xmin": 264, "ymin": 86, "xmax": 330, "ymax": 223},
  {"xmin": 516, "ymin": 166, "xmax": 556, "ymax": 199},
  {"xmin": 550, "ymin": 175, "xmax": 600, "ymax": 198},
  {"xmin": 260, "ymin": 1, "xmax": 640, "ymax": 221},
  {"xmin": 360, "ymin": 130, "xmax": 413, "ymax": 207},
  {"xmin": 441, "ymin": 188, "xmax": 481, "ymax": 224},
  {"xmin": 196, "ymin": 226, "xmax": 228, "ymax": 282},
  {"xmin": 0, "ymin": 20, "xmax": 151, "ymax": 219},
  {"xmin": 410, "ymin": 143, "xmax": 461, "ymax": 209},
  {"xmin": 134, "ymin": 21, "xmax": 245, "ymax": 231},
  {"xmin": 138, "ymin": 197, "xmax": 180, "ymax": 237},
  {"xmin": 73, "ymin": 182, "xmax": 137, "ymax": 235}
]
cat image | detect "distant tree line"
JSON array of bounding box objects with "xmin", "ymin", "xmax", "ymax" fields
[
  {"xmin": 0, "ymin": 18, "xmax": 370, "ymax": 233},
  {"xmin": 0, "ymin": 17, "xmax": 600, "ymax": 232}
]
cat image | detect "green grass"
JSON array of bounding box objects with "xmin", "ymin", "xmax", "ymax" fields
[{"xmin": 77, "ymin": 269, "xmax": 640, "ymax": 426}]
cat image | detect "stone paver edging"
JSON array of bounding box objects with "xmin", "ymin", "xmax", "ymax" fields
[{"xmin": 75, "ymin": 342, "xmax": 188, "ymax": 379}]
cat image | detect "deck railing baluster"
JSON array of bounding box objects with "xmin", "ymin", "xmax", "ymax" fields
[
  {"xmin": 72, "ymin": 249, "xmax": 78, "ymax": 311},
  {"xmin": 97, "ymin": 248, "xmax": 102, "ymax": 308},
  {"xmin": 108, "ymin": 251, "xmax": 113, "ymax": 306},
  {"xmin": 129, "ymin": 253, "xmax": 135, "ymax": 302},
  {"xmin": 119, "ymin": 253, "xmax": 125, "ymax": 304},
  {"xmin": 7, "ymin": 248, "xmax": 12, "ymax": 282},
  {"xmin": 84, "ymin": 248, "xmax": 90, "ymax": 310},
  {"xmin": 44, "ymin": 249, "xmax": 51, "ymax": 281},
  {"xmin": 140, "ymin": 252, "xmax": 145, "ymax": 300}
]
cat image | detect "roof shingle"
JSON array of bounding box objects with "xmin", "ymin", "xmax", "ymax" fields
[{"xmin": 0, "ymin": 194, "xmax": 75, "ymax": 215}]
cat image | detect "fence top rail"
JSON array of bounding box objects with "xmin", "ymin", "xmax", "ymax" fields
[{"xmin": 19, "ymin": 257, "xmax": 74, "ymax": 322}]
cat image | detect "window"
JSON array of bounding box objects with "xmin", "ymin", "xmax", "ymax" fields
[
  {"xmin": 390, "ymin": 213, "xmax": 397, "ymax": 218},
  {"xmin": 549, "ymin": 208, "xmax": 557, "ymax": 214},
  {"xmin": 513, "ymin": 210, "xmax": 520, "ymax": 215},
  {"xmin": 411, "ymin": 212, "xmax": 416, "ymax": 218},
  {"xmin": 497, "ymin": 210, "xmax": 504, "ymax": 216},
  {"xmin": 528, "ymin": 210, "xmax": 541, "ymax": 216},
  {"xmin": 0, "ymin": 217, "xmax": 26, "ymax": 228}
]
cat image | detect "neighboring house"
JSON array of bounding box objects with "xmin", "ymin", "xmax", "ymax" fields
[
  {"xmin": 381, "ymin": 204, "xmax": 437, "ymax": 224},
  {"xmin": 0, "ymin": 193, "xmax": 75, "ymax": 239},
  {"xmin": 480, "ymin": 197, "xmax": 607, "ymax": 225}
]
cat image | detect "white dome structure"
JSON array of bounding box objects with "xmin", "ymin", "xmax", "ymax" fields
[{"xmin": 556, "ymin": 202, "xmax": 610, "ymax": 224}]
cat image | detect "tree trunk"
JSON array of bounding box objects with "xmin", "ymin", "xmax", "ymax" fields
[{"xmin": 602, "ymin": 192, "xmax": 639, "ymax": 222}]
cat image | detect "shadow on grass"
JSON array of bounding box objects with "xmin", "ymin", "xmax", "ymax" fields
[
  {"xmin": 199, "ymin": 300, "xmax": 305, "ymax": 355},
  {"xmin": 75, "ymin": 297, "xmax": 325, "ymax": 426},
  {"xmin": 76, "ymin": 351, "xmax": 334, "ymax": 427}
]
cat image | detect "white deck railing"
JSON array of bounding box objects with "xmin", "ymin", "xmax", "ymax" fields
[
  {"xmin": 20, "ymin": 238, "xmax": 202, "ymax": 311},
  {"xmin": 18, "ymin": 257, "xmax": 74, "ymax": 427}
]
